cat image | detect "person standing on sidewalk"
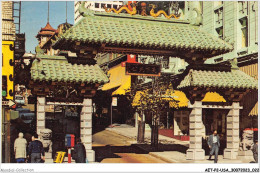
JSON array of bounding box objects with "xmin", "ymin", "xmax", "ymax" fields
[
  {"xmin": 14, "ymin": 132, "xmax": 27, "ymax": 163},
  {"xmin": 252, "ymin": 139, "xmax": 258, "ymax": 163},
  {"xmin": 73, "ymin": 138, "xmax": 86, "ymax": 163},
  {"xmin": 28, "ymin": 133, "xmax": 45, "ymax": 163},
  {"xmin": 207, "ymin": 130, "xmax": 220, "ymax": 163}
]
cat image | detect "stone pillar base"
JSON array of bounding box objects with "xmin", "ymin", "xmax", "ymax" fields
[
  {"xmin": 86, "ymin": 149, "xmax": 95, "ymax": 162},
  {"xmin": 45, "ymin": 152, "xmax": 53, "ymax": 163},
  {"xmin": 237, "ymin": 150, "xmax": 254, "ymax": 160},
  {"xmin": 224, "ymin": 148, "xmax": 238, "ymax": 159},
  {"xmin": 186, "ymin": 149, "xmax": 205, "ymax": 160}
]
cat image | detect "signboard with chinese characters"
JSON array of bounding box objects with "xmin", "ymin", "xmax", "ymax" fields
[{"xmin": 125, "ymin": 63, "xmax": 161, "ymax": 76}]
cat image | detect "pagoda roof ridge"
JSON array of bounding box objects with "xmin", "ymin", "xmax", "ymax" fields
[
  {"xmin": 92, "ymin": 11, "xmax": 191, "ymax": 24},
  {"xmin": 41, "ymin": 22, "xmax": 56, "ymax": 32}
]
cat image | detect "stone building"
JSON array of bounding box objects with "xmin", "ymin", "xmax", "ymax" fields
[
  {"xmin": 202, "ymin": 1, "xmax": 258, "ymax": 130},
  {"xmin": 2, "ymin": 1, "xmax": 16, "ymax": 41}
]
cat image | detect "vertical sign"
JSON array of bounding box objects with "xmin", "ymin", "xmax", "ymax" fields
[{"xmin": 112, "ymin": 97, "xmax": 117, "ymax": 106}]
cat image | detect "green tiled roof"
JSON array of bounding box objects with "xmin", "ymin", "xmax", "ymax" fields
[
  {"xmin": 31, "ymin": 55, "xmax": 109, "ymax": 84},
  {"xmin": 52, "ymin": 12, "xmax": 233, "ymax": 55},
  {"xmin": 177, "ymin": 68, "xmax": 258, "ymax": 90}
]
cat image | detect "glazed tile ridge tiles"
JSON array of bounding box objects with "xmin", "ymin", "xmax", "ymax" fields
[
  {"xmin": 52, "ymin": 14, "xmax": 233, "ymax": 54},
  {"xmin": 177, "ymin": 69, "xmax": 258, "ymax": 89},
  {"xmin": 30, "ymin": 55, "xmax": 109, "ymax": 84}
]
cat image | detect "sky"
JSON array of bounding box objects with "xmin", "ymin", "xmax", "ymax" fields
[{"xmin": 20, "ymin": 1, "xmax": 75, "ymax": 53}]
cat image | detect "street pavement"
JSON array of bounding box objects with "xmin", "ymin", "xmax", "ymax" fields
[
  {"xmin": 104, "ymin": 125, "xmax": 256, "ymax": 164},
  {"xmin": 92, "ymin": 129, "xmax": 167, "ymax": 163},
  {"xmin": 101, "ymin": 153, "xmax": 167, "ymax": 163}
]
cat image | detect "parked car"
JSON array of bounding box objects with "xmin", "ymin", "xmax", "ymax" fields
[
  {"xmin": 15, "ymin": 95, "xmax": 25, "ymax": 105},
  {"xmin": 15, "ymin": 108, "xmax": 35, "ymax": 123}
]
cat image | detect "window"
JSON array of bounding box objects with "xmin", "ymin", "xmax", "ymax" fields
[
  {"xmin": 162, "ymin": 57, "xmax": 169, "ymax": 69},
  {"xmin": 214, "ymin": 7, "xmax": 223, "ymax": 25},
  {"xmin": 239, "ymin": 17, "xmax": 248, "ymax": 48},
  {"xmin": 101, "ymin": 3, "xmax": 105, "ymax": 9},
  {"xmin": 216, "ymin": 27, "xmax": 223, "ymax": 39},
  {"xmin": 238, "ymin": 1, "xmax": 248, "ymax": 15},
  {"xmin": 113, "ymin": 5, "xmax": 118, "ymax": 9},
  {"xmin": 95, "ymin": 3, "xmax": 99, "ymax": 8},
  {"xmin": 107, "ymin": 4, "xmax": 111, "ymax": 8}
]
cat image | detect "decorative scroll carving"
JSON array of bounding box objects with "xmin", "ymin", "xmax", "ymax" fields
[
  {"xmin": 149, "ymin": 4, "xmax": 180, "ymax": 19},
  {"xmin": 103, "ymin": 4, "xmax": 137, "ymax": 15}
]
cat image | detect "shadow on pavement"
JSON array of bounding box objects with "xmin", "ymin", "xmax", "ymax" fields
[
  {"xmin": 93, "ymin": 145, "xmax": 149, "ymax": 162},
  {"xmin": 93, "ymin": 143, "xmax": 189, "ymax": 162},
  {"xmin": 132, "ymin": 143, "xmax": 189, "ymax": 154}
]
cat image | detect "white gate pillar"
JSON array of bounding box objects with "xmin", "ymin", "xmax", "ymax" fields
[
  {"xmin": 186, "ymin": 101, "xmax": 205, "ymax": 160},
  {"xmin": 224, "ymin": 102, "xmax": 242, "ymax": 159},
  {"xmin": 37, "ymin": 97, "xmax": 46, "ymax": 135},
  {"xmin": 80, "ymin": 98, "xmax": 95, "ymax": 162}
]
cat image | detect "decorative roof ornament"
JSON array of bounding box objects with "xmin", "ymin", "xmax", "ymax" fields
[
  {"xmin": 79, "ymin": 1, "xmax": 94, "ymax": 17},
  {"xmin": 149, "ymin": 4, "xmax": 180, "ymax": 19},
  {"xmin": 140, "ymin": 2, "xmax": 147, "ymax": 16},
  {"xmin": 190, "ymin": 8, "xmax": 202, "ymax": 26},
  {"xmin": 103, "ymin": 3, "xmax": 137, "ymax": 15},
  {"xmin": 229, "ymin": 58, "xmax": 239, "ymax": 70}
]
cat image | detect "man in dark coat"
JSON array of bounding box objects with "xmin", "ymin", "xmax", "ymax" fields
[
  {"xmin": 252, "ymin": 139, "xmax": 258, "ymax": 163},
  {"xmin": 73, "ymin": 138, "xmax": 86, "ymax": 163},
  {"xmin": 27, "ymin": 133, "xmax": 45, "ymax": 163},
  {"xmin": 207, "ymin": 130, "xmax": 220, "ymax": 163}
]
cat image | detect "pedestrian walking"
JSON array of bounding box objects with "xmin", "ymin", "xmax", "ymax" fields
[
  {"xmin": 73, "ymin": 138, "xmax": 86, "ymax": 163},
  {"xmin": 28, "ymin": 133, "xmax": 45, "ymax": 163},
  {"xmin": 252, "ymin": 139, "xmax": 258, "ymax": 163},
  {"xmin": 207, "ymin": 130, "xmax": 220, "ymax": 163},
  {"xmin": 14, "ymin": 132, "xmax": 27, "ymax": 163}
]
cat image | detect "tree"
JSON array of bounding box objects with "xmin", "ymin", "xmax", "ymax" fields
[{"xmin": 126, "ymin": 72, "xmax": 179, "ymax": 148}]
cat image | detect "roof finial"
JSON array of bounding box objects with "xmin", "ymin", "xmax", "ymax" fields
[
  {"xmin": 230, "ymin": 58, "xmax": 239, "ymax": 70},
  {"xmin": 47, "ymin": 1, "xmax": 49, "ymax": 23},
  {"xmin": 66, "ymin": 1, "xmax": 67, "ymax": 23}
]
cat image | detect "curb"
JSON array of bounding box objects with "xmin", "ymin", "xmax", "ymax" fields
[{"xmin": 149, "ymin": 152, "xmax": 178, "ymax": 163}]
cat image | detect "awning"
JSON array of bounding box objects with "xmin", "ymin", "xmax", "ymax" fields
[
  {"xmin": 132, "ymin": 88, "xmax": 226, "ymax": 108},
  {"xmin": 249, "ymin": 102, "xmax": 258, "ymax": 116},
  {"xmin": 102, "ymin": 64, "xmax": 131, "ymax": 95},
  {"xmin": 201, "ymin": 92, "xmax": 226, "ymax": 102}
]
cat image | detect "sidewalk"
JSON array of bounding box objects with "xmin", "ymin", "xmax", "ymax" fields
[
  {"xmin": 106, "ymin": 125, "xmax": 189, "ymax": 146},
  {"xmin": 149, "ymin": 151, "xmax": 255, "ymax": 164}
]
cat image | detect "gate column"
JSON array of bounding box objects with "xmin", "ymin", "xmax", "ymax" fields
[
  {"xmin": 224, "ymin": 102, "xmax": 241, "ymax": 159},
  {"xmin": 186, "ymin": 101, "xmax": 205, "ymax": 160},
  {"xmin": 37, "ymin": 97, "xmax": 46, "ymax": 135},
  {"xmin": 80, "ymin": 98, "xmax": 95, "ymax": 162}
]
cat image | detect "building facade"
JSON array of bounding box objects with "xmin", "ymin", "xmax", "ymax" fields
[
  {"xmin": 202, "ymin": 1, "xmax": 258, "ymax": 130},
  {"xmin": 74, "ymin": 1, "xmax": 124, "ymax": 24}
]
